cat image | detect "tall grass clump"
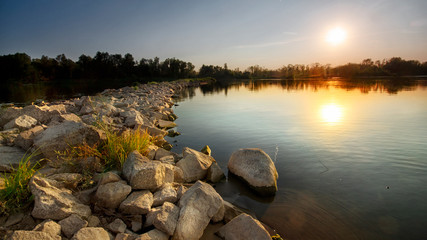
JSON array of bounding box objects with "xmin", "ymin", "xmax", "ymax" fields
[
  {"xmin": 62, "ymin": 120, "xmax": 152, "ymax": 172},
  {"xmin": 0, "ymin": 152, "xmax": 40, "ymax": 215}
]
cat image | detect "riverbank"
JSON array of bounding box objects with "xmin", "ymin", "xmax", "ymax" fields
[{"xmin": 0, "ymin": 79, "xmax": 281, "ymax": 240}]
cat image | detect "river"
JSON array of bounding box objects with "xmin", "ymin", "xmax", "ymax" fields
[{"xmin": 166, "ymin": 79, "xmax": 427, "ymax": 240}]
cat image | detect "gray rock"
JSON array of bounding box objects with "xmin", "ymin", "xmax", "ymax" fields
[
  {"xmin": 152, "ymin": 184, "xmax": 178, "ymax": 207},
  {"xmin": 176, "ymin": 147, "xmax": 215, "ymax": 182},
  {"xmin": 33, "ymin": 121, "xmax": 103, "ymax": 163},
  {"xmin": 154, "ymin": 148, "xmax": 174, "ymax": 160},
  {"xmin": 33, "ymin": 219, "xmax": 62, "ymax": 238},
  {"xmin": 0, "ymin": 146, "xmax": 26, "ymax": 172},
  {"xmin": 212, "ymin": 200, "xmax": 225, "ymax": 223},
  {"xmin": 0, "ymin": 107, "xmax": 23, "ymax": 127},
  {"xmin": 136, "ymin": 229, "xmax": 169, "ymax": 240},
  {"xmin": 207, "ymin": 161, "xmax": 225, "ymax": 183},
  {"xmin": 9, "ymin": 230, "xmax": 61, "ymax": 240},
  {"xmin": 14, "ymin": 125, "xmax": 44, "ymax": 150},
  {"xmin": 173, "ymin": 166, "xmax": 185, "ymax": 183},
  {"xmin": 157, "ymin": 119, "xmax": 177, "ymax": 129},
  {"xmin": 30, "ymin": 176, "xmax": 91, "ymax": 220},
  {"xmin": 122, "ymin": 151, "xmax": 166, "ymax": 191},
  {"xmin": 87, "ymin": 215, "xmax": 101, "ymax": 227},
  {"xmin": 216, "ymin": 213, "xmax": 271, "ymax": 240},
  {"xmin": 58, "ymin": 214, "xmax": 88, "ymax": 238},
  {"xmin": 48, "ymin": 173, "xmax": 84, "ymax": 189},
  {"xmin": 173, "ymin": 181, "xmax": 223, "ymax": 240},
  {"xmin": 71, "ymin": 227, "xmax": 110, "ymax": 240},
  {"xmin": 21, "ymin": 104, "xmax": 65, "ymax": 124},
  {"xmin": 228, "ymin": 148, "xmax": 278, "ymax": 196},
  {"xmin": 162, "ymin": 163, "xmax": 175, "ymax": 183},
  {"xmin": 97, "ymin": 171, "xmax": 121, "ymax": 185},
  {"xmin": 153, "ymin": 202, "xmax": 180, "ymax": 236},
  {"xmin": 4, "ymin": 115, "xmax": 38, "ymax": 130},
  {"xmin": 95, "ymin": 181, "xmax": 132, "ymax": 209},
  {"xmin": 4, "ymin": 212, "xmax": 25, "ymax": 227},
  {"xmin": 108, "ymin": 218, "xmax": 127, "ymax": 233},
  {"xmin": 119, "ymin": 190, "xmax": 153, "ymax": 215}
]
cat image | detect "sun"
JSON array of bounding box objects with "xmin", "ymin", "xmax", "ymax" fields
[
  {"xmin": 326, "ymin": 27, "xmax": 346, "ymax": 45},
  {"xmin": 320, "ymin": 103, "xmax": 343, "ymax": 124}
]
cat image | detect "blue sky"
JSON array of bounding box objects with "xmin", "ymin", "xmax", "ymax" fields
[{"xmin": 1, "ymin": 0, "xmax": 426, "ymax": 70}]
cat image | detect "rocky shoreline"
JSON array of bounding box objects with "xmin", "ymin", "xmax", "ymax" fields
[{"xmin": 0, "ymin": 80, "xmax": 280, "ymax": 240}]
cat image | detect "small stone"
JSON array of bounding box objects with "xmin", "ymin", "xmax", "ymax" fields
[
  {"xmin": 58, "ymin": 214, "xmax": 88, "ymax": 238},
  {"xmin": 71, "ymin": 227, "xmax": 110, "ymax": 240},
  {"xmin": 87, "ymin": 215, "xmax": 101, "ymax": 227},
  {"xmin": 119, "ymin": 190, "xmax": 153, "ymax": 215},
  {"xmin": 136, "ymin": 229, "xmax": 169, "ymax": 240},
  {"xmin": 152, "ymin": 184, "xmax": 178, "ymax": 207},
  {"xmin": 33, "ymin": 219, "xmax": 61, "ymax": 238},
  {"xmin": 4, "ymin": 212, "xmax": 24, "ymax": 227},
  {"xmin": 9, "ymin": 230, "xmax": 61, "ymax": 240},
  {"xmin": 95, "ymin": 181, "xmax": 132, "ymax": 209},
  {"xmin": 108, "ymin": 218, "xmax": 127, "ymax": 234}
]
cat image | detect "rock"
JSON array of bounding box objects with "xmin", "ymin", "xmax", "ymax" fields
[
  {"xmin": 9, "ymin": 230, "xmax": 61, "ymax": 240},
  {"xmin": 157, "ymin": 119, "xmax": 177, "ymax": 129},
  {"xmin": 108, "ymin": 218, "xmax": 127, "ymax": 233},
  {"xmin": 223, "ymin": 201, "xmax": 249, "ymax": 223},
  {"xmin": 162, "ymin": 164, "xmax": 175, "ymax": 183},
  {"xmin": 176, "ymin": 147, "xmax": 215, "ymax": 182},
  {"xmin": 173, "ymin": 181, "xmax": 223, "ymax": 240},
  {"xmin": 21, "ymin": 104, "xmax": 65, "ymax": 124},
  {"xmin": 97, "ymin": 171, "xmax": 121, "ymax": 185},
  {"xmin": 136, "ymin": 229, "xmax": 169, "ymax": 240},
  {"xmin": 152, "ymin": 202, "xmax": 180, "ymax": 236},
  {"xmin": 0, "ymin": 146, "xmax": 26, "ymax": 172},
  {"xmin": 33, "ymin": 121, "xmax": 103, "ymax": 163},
  {"xmin": 216, "ymin": 213, "xmax": 271, "ymax": 240},
  {"xmin": 14, "ymin": 125, "xmax": 44, "ymax": 150},
  {"xmin": 71, "ymin": 227, "xmax": 110, "ymax": 240},
  {"xmin": 120, "ymin": 109, "xmax": 149, "ymax": 128},
  {"xmin": 154, "ymin": 148, "xmax": 174, "ymax": 160},
  {"xmin": 51, "ymin": 113, "xmax": 82, "ymax": 123},
  {"xmin": 4, "ymin": 212, "xmax": 25, "ymax": 227},
  {"xmin": 30, "ymin": 176, "xmax": 91, "ymax": 220},
  {"xmin": 122, "ymin": 151, "xmax": 166, "ymax": 191},
  {"xmin": 48, "ymin": 173, "xmax": 84, "ymax": 189},
  {"xmin": 152, "ymin": 184, "xmax": 178, "ymax": 207},
  {"xmin": 228, "ymin": 148, "xmax": 278, "ymax": 196},
  {"xmin": 200, "ymin": 145, "xmax": 211, "ymax": 156},
  {"xmin": 167, "ymin": 129, "xmax": 180, "ymax": 137},
  {"xmin": 207, "ymin": 162, "xmax": 225, "ymax": 183},
  {"xmin": 131, "ymin": 218, "xmax": 143, "ymax": 232},
  {"xmin": 116, "ymin": 233, "xmax": 138, "ymax": 240},
  {"xmin": 4, "ymin": 115, "xmax": 38, "ymax": 130},
  {"xmin": 119, "ymin": 190, "xmax": 153, "ymax": 215},
  {"xmin": 173, "ymin": 166, "xmax": 185, "ymax": 183},
  {"xmin": 138, "ymin": 125, "xmax": 167, "ymax": 138},
  {"xmin": 7, "ymin": 215, "xmax": 36, "ymax": 231},
  {"xmin": 33, "ymin": 219, "xmax": 62, "ymax": 238},
  {"xmin": 159, "ymin": 155, "xmax": 175, "ymax": 165},
  {"xmin": 87, "ymin": 215, "xmax": 101, "ymax": 227},
  {"xmin": 94, "ymin": 181, "xmax": 132, "ymax": 209},
  {"xmin": 146, "ymin": 145, "xmax": 158, "ymax": 160},
  {"xmin": 58, "ymin": 214, "xmax": 88, "ymax": 238},
  {"xmin": 0, "ymin": 107, "xmax": 23, "ymax": 127},
  {"xmin": 212, "ymin": 201, "xmax": 225, "ymax": 223},
  {"xmin": 176, "ymin": 185, "xmax": 187, "ymax": 200},
  {"xmin": 144, "ymin": 206, "xmax": 161, "ymax": 228}
]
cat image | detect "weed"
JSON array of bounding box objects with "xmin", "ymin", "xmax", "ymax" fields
[{"xmin": 0, "ymin": 151, "xmax": 40, "ymax": 216}]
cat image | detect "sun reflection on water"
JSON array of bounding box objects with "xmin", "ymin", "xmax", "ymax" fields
[{"xmin": 320, "ymin": 103, "xmax": 343, "ymax": 124}]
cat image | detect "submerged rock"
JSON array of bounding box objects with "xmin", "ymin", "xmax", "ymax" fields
[{"xmin": 228, "ymin": 148, "xmax": 278, "ymax": 196}]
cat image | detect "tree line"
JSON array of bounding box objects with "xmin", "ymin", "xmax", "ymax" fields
[{"xmin": 1, "ymin": 52, "xmax": 426, "ymax": 85}]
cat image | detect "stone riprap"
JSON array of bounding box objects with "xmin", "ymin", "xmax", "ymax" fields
[{"xmin": 0, "ymin": 80, "xmax": 276, "ymax": 239}]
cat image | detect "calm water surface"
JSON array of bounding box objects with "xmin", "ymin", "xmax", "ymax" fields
[{"xmin": 166, "ymin": 79, "xmax": 427, "ymax": 240}]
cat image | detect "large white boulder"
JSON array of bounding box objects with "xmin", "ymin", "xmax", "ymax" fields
[
  {"xmin": 176, "ymin": 147, "xmax": 215, "ymax": 182},
  {"xmin": 33, "ymin": 120, "xmax": 103, "ymax": 162},
  {"xmin": 30, "ymin": 176, "xmax": 91, "ymax": 220},
  {"xmin": 228, "ymin": 148, "xmax": 278, "ymax": 196},
  {"xmin": 123, "ymin": 151, "xmax": 167, "ymax": 191},
  {"xmin": 173, "ymin": 181, "xmax": 223, "ymax": 240}
]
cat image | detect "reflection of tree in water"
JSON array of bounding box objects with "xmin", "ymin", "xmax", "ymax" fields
[{"xmin": 197, "ymin": 78, "xmax": 427, "ymax": 96}]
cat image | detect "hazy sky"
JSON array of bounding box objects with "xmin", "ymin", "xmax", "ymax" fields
[{"xmin": 1, "ymin": 0, "xmax": 426, "ymax": 70}]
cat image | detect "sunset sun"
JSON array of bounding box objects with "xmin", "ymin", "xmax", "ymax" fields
[{"xmin": 326, "ymin": 27, "xmax": 347, "ymax": 45}]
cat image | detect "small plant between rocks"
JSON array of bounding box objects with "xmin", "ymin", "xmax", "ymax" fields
[{"xmin": 0, "ymin": 151, "xmax": 40, "ymax": 216}]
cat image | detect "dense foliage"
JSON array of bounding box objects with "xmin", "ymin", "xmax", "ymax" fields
[{"xmin": 1, "ymin": 52, "xmax": 426, "ymax": 86}]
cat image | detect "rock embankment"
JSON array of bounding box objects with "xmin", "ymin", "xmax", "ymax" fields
[{"xmin": 0, "ymin": 80, "xmax": 277, "ymax": 239}]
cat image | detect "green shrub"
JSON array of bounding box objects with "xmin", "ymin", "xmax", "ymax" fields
[{"xmin": 0, "ymin": 152, "xmax": 40, "ymax": 215}]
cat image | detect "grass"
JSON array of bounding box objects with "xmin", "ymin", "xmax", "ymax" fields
[
  {"xmin": 61, "ymin": 120, "xmax": 152, "ymax": 172},
  {"xmin": 0, "ymin": 151, "xmax": 40, "ymax": 216}
]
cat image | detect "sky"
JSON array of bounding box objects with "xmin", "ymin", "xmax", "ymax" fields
[{"xmin": 1, "ymin": 0, "xmax": 426, "ymax": 70}]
